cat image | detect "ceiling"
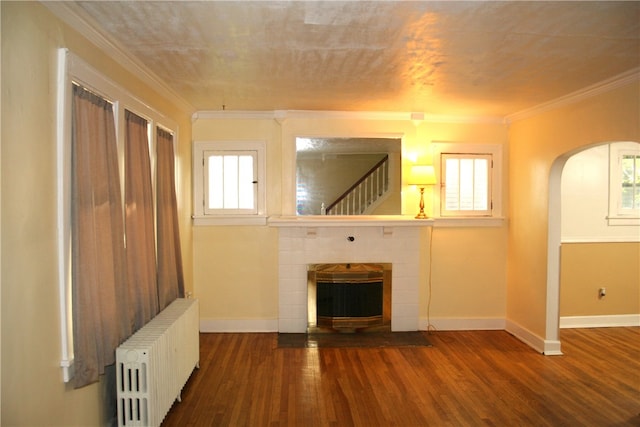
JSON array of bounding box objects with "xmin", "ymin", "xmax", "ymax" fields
[{"xmin": 55, "ymin": 1, "xmax": 639, "ymax": 117}]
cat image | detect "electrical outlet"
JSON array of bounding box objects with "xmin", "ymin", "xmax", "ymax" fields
[{"xmin": 598, "ymin": 287, "xmax": 606, "ymax": 298}]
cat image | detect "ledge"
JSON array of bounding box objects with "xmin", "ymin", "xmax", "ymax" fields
[
  {"xmin": 193, "ymin": 215, "xmax": 268, "ymax": 226},
  {"xmin": 267, "ymin": 215, "xmax": 434, "ymax": 227},
  {"xmin": 193, "ymin": 215, "xmax": 504, "ymax": 228},
  {"xmin": 432, "ymin": 216, "xmax": 505, "ymax": 228}
]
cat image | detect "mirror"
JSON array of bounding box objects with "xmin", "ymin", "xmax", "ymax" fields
[{"xmin": 296, "ymin": 137, "xmax": 402, "ymax": 215}]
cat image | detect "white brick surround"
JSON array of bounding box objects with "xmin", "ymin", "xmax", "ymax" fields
[{"xmin": 270, "ymin": 217, "xmax": 432, "ymax": 333}]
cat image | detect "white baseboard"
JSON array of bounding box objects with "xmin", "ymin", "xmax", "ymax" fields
[
  {"xmin": 541, "ymin": 339, "xmax": 563, "ymax": 355},
  {"xmin": 198, "ymin": 316, "xmax": 638, "ymax": 352},
  {"xmin": 505, "ymin": 319, "xmax": 562, "ymax": 355},
  {"xmin": 423, "ymin": 317, "xmax": 562, "ymax": 355},
  {"xmin": 200, "ymin": 318, "xmax": 278, "ymax": 333},
  {"xmin": 559, "ymin": 314, "xmax": 640, "ymax": 329},
  {"xmin": 420, "ymin": 317, "xmax": 505, "ymax": 331}
]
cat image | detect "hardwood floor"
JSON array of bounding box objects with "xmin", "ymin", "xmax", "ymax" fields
[{"xmin": 162, "ymin": 328, "xmax": 640, "ymax": 426}]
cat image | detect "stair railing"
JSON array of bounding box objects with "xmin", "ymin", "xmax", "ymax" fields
[{"xmin": 326, "ymin": 154, "xmax": 389, "ymax": 215}]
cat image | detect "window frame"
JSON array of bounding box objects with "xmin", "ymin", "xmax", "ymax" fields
[
  {"xmin": 56, "ymin": 49, "xmax": 178, "ymax": 382},
  {"xmin": 431, "ymin": 142, "xmax": 504, "ymax": 227},
  {"xmin": 608, "ymin": 143, "xmax": 640, "ymax": 226},
  {"xmin": 192, "ymin": 140, "xmax": 267, "ymax": 225}
]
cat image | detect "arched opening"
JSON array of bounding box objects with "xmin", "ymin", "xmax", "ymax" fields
[{"xmin": 546, "ymin": 141, "xmax": 640, "ymax": 354}]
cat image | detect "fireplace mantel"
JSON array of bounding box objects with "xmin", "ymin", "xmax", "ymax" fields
[{"xmin": 268, "ymin": 215, "xmax": 434, "ymax": 228}]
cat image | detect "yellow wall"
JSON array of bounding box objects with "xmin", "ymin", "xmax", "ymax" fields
[
  {"xmin": 192, "ymin": 116, "xmax": 509, "ymax": 327},
  {"xmin": 427, "ymin": 227, "xmax": 508, "ymax": 321},
  {"xmin": 560, "ymin": 242, "xmax": 640, "ymax": 316},
  {"xmin": 191, "ymin": 118, "xmax": 282, "ymax": 323},
  {"xmin": 508, "ymin": 81, "xmax": 640, "ymax": 338},
  {"xmin": 1, "ymin": 3, "xmax": 193, "ymax": 425}
]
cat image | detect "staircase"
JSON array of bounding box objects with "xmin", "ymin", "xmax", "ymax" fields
[{"xmin": 326, "ymin": 155, "xmax": 389, "ymax": 215}]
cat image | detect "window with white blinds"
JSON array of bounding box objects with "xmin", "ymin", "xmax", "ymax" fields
[
  {"xmin": 608, "ymin": 143, "xmax": 640, "ymax": 225},
  {"xmin": 430, "ymin": 142, "xmax": 503, "ymax": 224},
  {"xmin": 441, "ymin": 153, "xmax": 492, "ymax": 216},
  {"xmin": 620, "ymin": 153, "xmax": 640, "ymax": 210}
]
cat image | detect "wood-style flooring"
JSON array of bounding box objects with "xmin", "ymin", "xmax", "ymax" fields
[{"xmin": 162, "ymin": 327, "xmax": 640, "ymax": 426}]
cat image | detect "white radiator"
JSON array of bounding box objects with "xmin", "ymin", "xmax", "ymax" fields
[{"xmin": 116, "ymin": 298, "xmax": 199, "ymax": 427}]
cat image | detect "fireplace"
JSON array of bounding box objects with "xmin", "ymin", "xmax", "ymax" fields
[
  {"xmin": 270, "ymin": 217, "xmax": 430, "ymax": 333},
  {"xmin": 308, "ymin": 263, "xmax": 391, "ymax": 333}
]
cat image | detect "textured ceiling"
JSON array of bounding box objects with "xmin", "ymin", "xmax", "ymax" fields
[{"xmin": 64, "ymin": 1, "xmax": 639, "ymax": 117}]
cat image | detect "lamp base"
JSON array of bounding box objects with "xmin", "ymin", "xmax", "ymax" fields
[{"xmin": 415, "ymin": 186, "xmax": 429, "ymax": 219}]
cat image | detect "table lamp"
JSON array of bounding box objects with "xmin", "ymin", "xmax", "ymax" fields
[{"xmin": 409, "ymin": 165, "xmax": 436, "ymax": 219}]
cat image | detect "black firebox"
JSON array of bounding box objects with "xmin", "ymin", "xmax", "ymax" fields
[{"xmin": 310, "ymin": 263, "xmax": 387, "ymax": 332}]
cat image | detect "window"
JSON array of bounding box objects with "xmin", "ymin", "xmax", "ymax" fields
[
  {"xmin": 205, "ymin": 151, "xmax": 257, "ymax": 214},
  {"xmin": 57, "ymin": 49, "xmax": 180, "ymax": 383},
  {"xmin": 193, "ymin": 141, "xmax": 266, "ymax": 225},
  {"xmin": 621, "ymin": 153, "xmax": 640, "ymax": 210},
  {"xmin": 431, "ymin": 142, "xmax": 503, "ymax": 225},
  {"xmin": 441, "ymin": 153, "xmax": 492, "ymax": 216},
  {"xmin": 608, "ymin": 143, "xmax": 640, "ymax": 225}
]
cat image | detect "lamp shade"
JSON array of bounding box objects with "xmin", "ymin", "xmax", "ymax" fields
[{"xmin": 408, "ymin": 165, "xmax": 436, "ymax": 186}]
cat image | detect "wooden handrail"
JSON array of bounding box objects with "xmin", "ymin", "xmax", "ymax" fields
[{"xmin": 326, "ymin": 154, "xmax": 388, "ymax": 214}]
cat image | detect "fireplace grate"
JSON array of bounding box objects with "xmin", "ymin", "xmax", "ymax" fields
[{"xmin": 310, "ymin": 263, "xmax": 388, "ymax": 332}]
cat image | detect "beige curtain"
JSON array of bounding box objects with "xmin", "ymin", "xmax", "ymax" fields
[
  {"xmin": 71, "ymin": 84, "xmax": 131, "ymax": 388},
  {"xmin": 125, "ymin": 111, "xmax": 159, "ymax": 329},
  {"xmin": 156, "ymin": 127, "xmax": 185, "ymax": 309}
]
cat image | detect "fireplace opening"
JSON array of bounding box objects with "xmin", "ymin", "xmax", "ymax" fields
[{"xmin": 308, "ymin": 263, "xmax": 391, "ymax": 333}]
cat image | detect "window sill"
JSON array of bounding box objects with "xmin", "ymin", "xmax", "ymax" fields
[
  {"xmin": 192, "ymin": 215, "xmax": 268, "ymax": 226},
  {"xmin": 432, "ymin": 216, "xmax": 505, "ymax": 228},
  {"xmin": 606, "ymin": 216, "xmax": 640, "ymax": 226},
  {"xmin": 61, "ymin": 358, "xmax": 75, "ymax": 383}
]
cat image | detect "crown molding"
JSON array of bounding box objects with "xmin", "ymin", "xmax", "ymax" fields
[
  {"xmin": 193, "ymin": 109, "xmax": 504, "ymax": 124},
  {"xmin": 42, "ymin": 1, "xmax": 195, "ymax": 116},
  {"xmin": 192, "ymin": 111, "xmax": 278, "ymax": 121},
  {"xmin": 505, "ymin": 67, "xmax": 640, "ymax": 124}
]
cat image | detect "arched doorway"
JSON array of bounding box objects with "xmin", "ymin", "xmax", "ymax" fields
[{"xmin": 546, "ymin": 141, "xmax": 640, "ymax": 353}]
